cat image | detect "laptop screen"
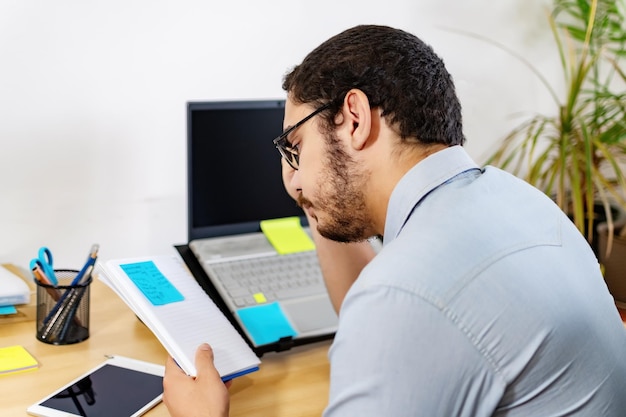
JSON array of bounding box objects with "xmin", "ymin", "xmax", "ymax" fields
[{"xmin": 187, "ymin": 100, "xmax": 305, "ymax": 241}]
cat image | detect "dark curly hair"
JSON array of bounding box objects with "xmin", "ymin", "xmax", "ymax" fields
[{"xmin": 282, "ymin": 25, "xmax": 465, "ymax": 146}]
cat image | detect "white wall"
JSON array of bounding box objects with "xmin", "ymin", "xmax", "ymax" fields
[{"xmin": 0, "ymin": 0, "xmax": 557, "ymax": 270}]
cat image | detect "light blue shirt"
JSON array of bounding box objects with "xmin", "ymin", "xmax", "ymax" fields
[{"xmin": 324, "ymin": 146, "xmax": 626, "ymax": 416}]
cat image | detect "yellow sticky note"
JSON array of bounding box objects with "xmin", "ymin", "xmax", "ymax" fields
[
  {"xmin": 260, "ymin": 217, "xmax": 316, "ymax": 255},
  {"xmin": 253, "ymin": 293, "xmax": 267, "ymax": 304},
  {"xmin": 0, "ymin": 345, "xmax": 39, "ymax": 376}
]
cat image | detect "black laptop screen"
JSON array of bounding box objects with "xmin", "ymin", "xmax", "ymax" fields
[{"xmin": 187, "ymin": 100, "xmax": 305, "ymax": 240}]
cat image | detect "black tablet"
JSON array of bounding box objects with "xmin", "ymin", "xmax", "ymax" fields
[{"xmin": 27, "ymin": 356, "xmax": 164, "ymax": 417}]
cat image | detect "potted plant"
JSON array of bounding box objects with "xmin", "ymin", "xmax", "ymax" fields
[
  {"xmin": 488, "ymin": 0, "xmax": 626, "ymax": 250},
  {"xmin": 487, "ymin": 0, "xmax": 626, "ymax": 301},
  {"xmin": 598, "ymin": 220, "xmax": 626, "ymax": 306}
]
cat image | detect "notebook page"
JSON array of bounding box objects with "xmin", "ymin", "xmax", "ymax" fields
[{"xmin": 99, "ymin": 256, "xmax": 260, "ymax": 378}]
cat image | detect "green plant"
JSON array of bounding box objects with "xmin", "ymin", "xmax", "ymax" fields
[{"xmin": 488, "ymin": 0, "xmax": 626, "ymax": 253}]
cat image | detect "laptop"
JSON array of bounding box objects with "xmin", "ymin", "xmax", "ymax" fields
[{"xmin": 177, "ymin": 99, "xmax": 338, "ymax": 356}]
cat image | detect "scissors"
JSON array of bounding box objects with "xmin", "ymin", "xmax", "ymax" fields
[{"xmin": 30, "ymin": 246, "xmax": 58, "ymax": 286}]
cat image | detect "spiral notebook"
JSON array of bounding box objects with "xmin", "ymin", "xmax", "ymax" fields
[{"xmin": 97, "ymin": 255, "xmax": 260, "ymax": 380}]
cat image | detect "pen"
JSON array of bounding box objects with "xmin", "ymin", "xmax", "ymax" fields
[
  {"xmin": 52, "ymin": 286, "xmax": 88, "ymax": 342},
  {"xmin": 71, "ymin": 244, "xmax": 99, "ymax": 286},
  {"xmin": 56, "ymin": 244, "xmax": 99, "ymax": 341},
  {"xmin": 39, "ymin": 291, "xmax": 72, "ymax": 341},
  {"xmin": 39, "ymin": 244, "xmax": 99, "ymax": 341},
  {"xmin": 57, "ymin": 266, "xmax": 97, "ymax": 341}
]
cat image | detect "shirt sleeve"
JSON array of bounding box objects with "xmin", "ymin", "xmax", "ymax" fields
[{"xmin": 323, "ymin": 282, "xmax": 506, "ymax": 417}]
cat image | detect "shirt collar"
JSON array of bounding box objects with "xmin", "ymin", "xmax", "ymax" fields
[{"xmin": 384, "ymin": 145, "xmax": 480, "ymax": 242}]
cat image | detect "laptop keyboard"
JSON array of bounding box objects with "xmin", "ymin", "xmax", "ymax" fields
[{"xmin": 204, "ymin": 251, "xmax": 327, "ymax": 308}]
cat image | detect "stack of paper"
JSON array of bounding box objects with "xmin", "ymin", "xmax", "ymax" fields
[{"xmin": 0, "ymin": 265, "xmax": 29, "ymax": 307}]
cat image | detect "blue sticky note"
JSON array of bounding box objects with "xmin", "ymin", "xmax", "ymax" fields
[
  {"xmin": 0, "ymin": 305, "xmax": 17, "ymax": 315},
  {"xmin": 236, "ymin": 302, "xmax": 297, "ymax": 346},
  {"xmin": 120, "ymin": 261, "xmax": 184, "ymax": 306}
]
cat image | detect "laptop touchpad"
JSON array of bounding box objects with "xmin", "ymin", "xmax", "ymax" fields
[{"xmin": 281, "ymin": 296, "xmax": 338, "ymax": 333}]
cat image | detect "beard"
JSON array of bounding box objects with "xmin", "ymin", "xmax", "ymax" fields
[{"xmin": 297, "ymin": 131, "xmax": 372, "ymax": 243}]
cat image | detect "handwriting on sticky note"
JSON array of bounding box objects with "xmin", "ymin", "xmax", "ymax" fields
[
  {"xmin": 260, "ymin": 216, "xmax": 315, "ymax": 255},
  {"xmin": 120, "ymin": 261, "xmax": 185, "ymax": 306}
]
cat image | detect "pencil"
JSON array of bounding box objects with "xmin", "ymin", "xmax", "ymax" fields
[{"xmin": 32, "ymin": 265, "xmax": 62, "ymax": 302}]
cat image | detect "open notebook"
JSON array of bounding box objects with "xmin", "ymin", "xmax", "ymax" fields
[
  {"xmin": 180, "ymin": 100, "xmax": 339, "ymax": 355},
  {"xmin": 97, "ymin": 256, "xmax": 260, "ymax": 380}
]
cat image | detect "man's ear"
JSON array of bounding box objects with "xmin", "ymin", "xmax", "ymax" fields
[{"xmin": 342, "ymin": 89, "xmax": 372, "ymax": 151}]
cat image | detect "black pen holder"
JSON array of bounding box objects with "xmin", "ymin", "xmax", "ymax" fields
[{"xmin": 35, "ymin": 269, "xmax": 91, "ymax": 345}]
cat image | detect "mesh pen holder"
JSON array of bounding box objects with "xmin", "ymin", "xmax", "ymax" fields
[{"xmin": 35, "ymin": 269, "xmax": 91, "ymax": 345}]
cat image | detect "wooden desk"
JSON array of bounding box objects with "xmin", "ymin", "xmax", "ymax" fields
[
  {"xmin": 4, "ymin": 278, "xmax": 624, "ymax": 417},
  {"xmin": 0, "ymin": 279, "xmax": 331, "ymax": 416}
]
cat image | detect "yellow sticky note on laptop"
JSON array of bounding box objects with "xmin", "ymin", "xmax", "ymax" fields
[{"xmin": 260, "ymin": 217, "xmax": 316, "ymax": 255}]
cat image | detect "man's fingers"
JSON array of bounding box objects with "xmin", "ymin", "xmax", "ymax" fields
[
  {"xmin": 164, "ymin": 356, "xmax": 185, "ymax": 377},
  {"xmin": 195, "ymin": 343, "xmax": 214, "ymax": 367},
  {"xmin": 194, "ymin": 343, "xmax": 222, "ymax": 382}
]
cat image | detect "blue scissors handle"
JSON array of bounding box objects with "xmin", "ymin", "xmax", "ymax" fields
[{"xmin": 30, "ymin": 246, "xmax": 57, "ymax": 285}]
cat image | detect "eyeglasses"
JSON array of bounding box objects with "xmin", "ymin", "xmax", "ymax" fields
[{"xmin": 273, "ymin": 102, "xmax": 332, "ymax": 170}]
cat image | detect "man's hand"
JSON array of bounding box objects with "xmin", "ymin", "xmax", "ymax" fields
[{"xmin": 163, "ymin": 344, "xmax": 231, "ymax": 417}]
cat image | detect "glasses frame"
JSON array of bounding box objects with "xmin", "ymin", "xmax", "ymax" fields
[{"xmin": 273, "ymin": 102, "xmax": 332, "ymax": 170}]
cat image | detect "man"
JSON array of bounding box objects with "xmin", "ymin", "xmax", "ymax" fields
[{"xmin": 163, "ymin": 25, "xmax": 626, "ymax": 416}]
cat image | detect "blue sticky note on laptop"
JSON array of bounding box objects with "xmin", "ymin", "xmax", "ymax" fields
[
  {"xmin": 120, "ymin": 261, "xmax": 185, "ymax": 306},
  {"xmin": 236, "ymin": 302, "xmax": 297, "ymax": 346}
]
